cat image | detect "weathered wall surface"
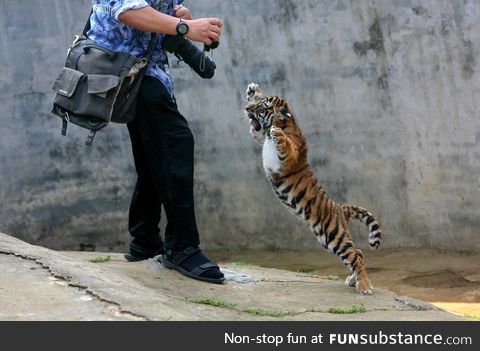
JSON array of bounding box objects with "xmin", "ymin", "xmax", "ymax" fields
[{"xmin": 1, "ymin": 0, "xmax": 479, "ymax": 251}]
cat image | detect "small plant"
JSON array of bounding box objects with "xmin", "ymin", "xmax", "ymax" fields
[
  {"xmin": 327, "ymin": 304, "xmax": 367, "ymax": 314},
  {"xmin": 233, "ymin": 261, "xmax": 257, "ymax": 268},
  {"xmin": 88, "ymin": 255, "xmax": 111, "ymax": 263},
  {"xmin": 244, "ymin": 308, "xmax": 296, "ymax": 317},
  {"xmin": 190, "ymin": 297, "xmax": 236, "ymax": 309},
  {"xmin": 323, "ymin": 275, "xmax": 340, "ymax": 281}
]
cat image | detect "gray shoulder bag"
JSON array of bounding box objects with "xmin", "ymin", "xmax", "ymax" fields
[{"xmin": 51, "ymin": 10, "xmax": 156, "ymax": 146}]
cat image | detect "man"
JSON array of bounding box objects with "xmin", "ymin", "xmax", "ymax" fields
[{"xmin": 87, "ymin": 0, "xmax": 225, "ymax": 283}]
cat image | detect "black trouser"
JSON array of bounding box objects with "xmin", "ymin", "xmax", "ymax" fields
[{"xmin": 127, "ymin": 76, "xmax": 200, "ymax": 251}]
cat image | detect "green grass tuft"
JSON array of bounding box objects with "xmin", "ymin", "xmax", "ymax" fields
[
  {"xmin": 232, "ymin": 261, "xmax": 257, "ymax": 268},
  {"xmin": 244, "ymin": 308, "xmax": 296, "ymax": 317},
  {"xmin": 327, "ymin": 304, "xmax": 367, "ymax": 314},
  {"xmin": 190, "ymin": 297, "xmax": 236, "ymax": 309},
  {"xmin": 323, "ymin": 275, "xmax": 340, "ymax": 281},
  {"xmin": 88, "ymin": 255, "xmax": 111, "ymax": 263}
]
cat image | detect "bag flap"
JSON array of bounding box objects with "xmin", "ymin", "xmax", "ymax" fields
[
  {"xmin": 87, "ymin": 74, "xmax": 120, "ymax": 95},
  {"xmin": 52, "ymin": 67, "xmax": 84, "ymax": 97}
]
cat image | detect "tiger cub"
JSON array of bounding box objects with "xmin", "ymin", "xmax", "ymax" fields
[{"xmin": 245, "ymin": 83, "xmax": 382, "ymax": 295}]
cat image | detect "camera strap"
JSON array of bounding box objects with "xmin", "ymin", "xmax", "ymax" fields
[{"xmin": 199, "ymin": 48, "xmax": 207, "ymax": 73}]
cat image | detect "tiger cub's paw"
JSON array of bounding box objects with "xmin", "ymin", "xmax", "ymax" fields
[
  {"xmin": 270, "ymin": 126, "xmax": 285, "ymax": 142},
  {"xmin": 356, "ymin": 278, "xmax": 374, "ymax": 295},
  {"xmin": 246, "ymin": 83, "xmax": 262, "ymax": 103},
  {"xmin": 270, "ymin": 126, "xmax": 287, "ymax": 151}
]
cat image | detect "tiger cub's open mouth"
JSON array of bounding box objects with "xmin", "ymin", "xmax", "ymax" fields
[{"xmin": 249, "ymin": 117, "xmax": 261, "ymax": 132}]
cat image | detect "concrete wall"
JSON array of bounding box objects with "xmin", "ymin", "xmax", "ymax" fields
[{"xmin": 1, "ymin": 0, "xmax": 479, "ymax": 252}]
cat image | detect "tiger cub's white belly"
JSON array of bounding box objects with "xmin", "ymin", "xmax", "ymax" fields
[{"xmin": 262, "ymin": 137, "xmax": 282, "ymax": 174}]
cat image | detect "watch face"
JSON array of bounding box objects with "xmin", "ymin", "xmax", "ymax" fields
[{"xmin": 177, "ymin": 22, "xmax": 189, "ymax": 35}]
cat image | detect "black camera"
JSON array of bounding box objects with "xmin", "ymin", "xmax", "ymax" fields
[{"xmin": 163, "ymin": 35, "xmax": 217, "ymax": 79}]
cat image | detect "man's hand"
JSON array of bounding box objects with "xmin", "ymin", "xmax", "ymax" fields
[
  {"xmin": 118, "ymin": 6, "xmax": 222, "ymax": 45},
  {"xmin": 173, "ymin": 5, "xmax": 222, "ymax": 45},
  {"xmin": 173, "ymin": 4, "xmax": 192, "ymax": 20},
  {"xmin": 185, "ymin": 18, "xmax": 222, "ymax": 45}
]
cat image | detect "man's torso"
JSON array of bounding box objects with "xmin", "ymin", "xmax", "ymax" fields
[{"xmin": 87, "ymin": 0, "xmax": 182, "ymax": 96}]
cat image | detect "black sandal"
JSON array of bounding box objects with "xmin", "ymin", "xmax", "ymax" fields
[
  {"xmin": 161, "ymin": 247, "xmax": 225, "ymax": 284},
  {"xmin": 124, "ymin": 242, "xmax": 165, "ymax": 262}
]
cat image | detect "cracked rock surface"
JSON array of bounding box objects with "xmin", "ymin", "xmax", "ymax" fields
[
  {"xmin": 0, "ymin": 233, "xmax": 468, "ymax": 321},
  {"xmin": 0, "ymin": 254, "xmax": 143, "ymax": 321}
]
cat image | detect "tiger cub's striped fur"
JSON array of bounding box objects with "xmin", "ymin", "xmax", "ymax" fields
[{"xmin": 245, "ymin": 83, "xmax": 382, "ymax": 295}]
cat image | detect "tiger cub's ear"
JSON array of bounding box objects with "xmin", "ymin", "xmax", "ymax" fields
[{"xmin": 246, "ymin": 82, "xmax": 263, "ymax": 103}]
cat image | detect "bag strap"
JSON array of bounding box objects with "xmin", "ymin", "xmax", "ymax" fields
[
  {"xmin": 145, "ymin": 33, "xmax": 157, "ymax": 58},
  {"xmin": 82, "ymin": 8, "xmax": 157, "ymax": 57},
  {"xmin": 82, "ymin": 9, "xmax": 93, "ymax": 36},
  {"xmin": 64, "ymin": 8, "xmax": 158, "ymax": 146}
]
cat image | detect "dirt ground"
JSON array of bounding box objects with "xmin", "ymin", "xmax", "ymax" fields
[{"xmin": 212, "ymin": 248, "xmax": 480, "ymax": 319}]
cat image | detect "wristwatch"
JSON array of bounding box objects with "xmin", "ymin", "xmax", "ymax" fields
[{"xmin": 176, "ymin": 19, "xmax": 189, "ymax": 36}]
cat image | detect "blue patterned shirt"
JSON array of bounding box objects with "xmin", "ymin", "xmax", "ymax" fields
[{"xmin": 87, "ymin": 0, "xmax": 183, "ymax": 97}]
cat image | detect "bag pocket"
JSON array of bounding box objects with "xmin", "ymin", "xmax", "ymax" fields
[
  {"xmin": 53, "ymin": 68, "xmax": 122, "ymax": 122},
  {"xmin": 52, "ymin": 67, "xmax": 84, "ymax": 98},
  {"xmin": 87, "ymin": 74, "xmax": 120, "ymax": 98}
]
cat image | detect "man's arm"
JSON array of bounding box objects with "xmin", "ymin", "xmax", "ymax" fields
[{"xmin": 118, "ymin": 6, "xmax": 222, "ymax": 45}]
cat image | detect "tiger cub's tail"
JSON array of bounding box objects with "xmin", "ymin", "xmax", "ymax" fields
[{"xmin": 342, "ymin": 205, "xmax": 382, "ymax": 249}]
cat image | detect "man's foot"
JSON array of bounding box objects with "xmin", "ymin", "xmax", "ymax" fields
[
  {"xmin": 160, "ymin": 247, "xmax": 225, "ymax": 284},
  {"xmin": 124, "ymin": 242, "xmax": 165, "ymax": 262}
]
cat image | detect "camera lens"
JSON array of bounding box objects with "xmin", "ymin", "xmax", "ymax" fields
[{"xmin": 163, "ymin": 35, "xmax": 216, "ymax": 79}]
